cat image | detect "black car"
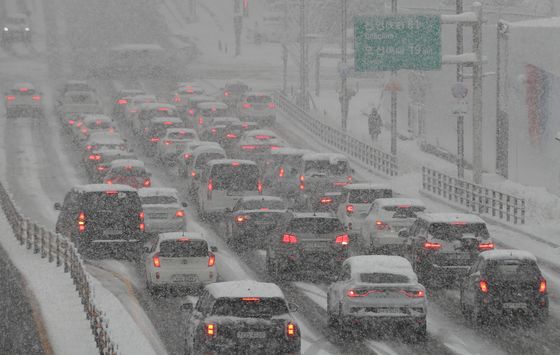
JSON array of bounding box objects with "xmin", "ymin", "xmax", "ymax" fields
[
  {"xmin": 400, "ymin": 213, "xmax": 494, "ymax": 286},
  {"xmin": 460, "ymin": 249, "xmax": 548, "ymax": 324},
  {"xmin": 54, "ymin": 184, "xmax": 145, "ymax": 257},
  {"xmin": 225, "ymin": 196, "xmax": 288, "ymax": 249},
  {"xmin": 183, "ymin": 281, "xmax": 300, "ymax": 354},
  {"xmin": 85, "ymin": 147, "xmax": 137, "ymax": 182},
  {"xmin": 266, "ymin": 212, "xmax": 349, "ymax": 279}
]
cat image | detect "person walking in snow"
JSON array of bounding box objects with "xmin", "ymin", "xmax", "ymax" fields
[{"xmin": 368, "ymin": 107, "xmax": 382, "ymax": 141}]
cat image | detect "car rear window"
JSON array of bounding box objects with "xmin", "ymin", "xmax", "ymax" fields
[
  {"xmin": 428, "ymin": 222, "xmax": 490, "ymax": 241},
  {"xmin": 141, "ymin": 109, "xmax": 176, "ymax": 119},
  {"xmin": 159, "ymin": 240, "xmax": 208, "ymax": 257},
  {"xmin": 304, "ymin": 160, "xmax": 348, "ymax": 176},
  {"xmin": 86, "ymin": 120, "xmax": 112, "ymax": 129},
  {"xmin": 246, "ymin": 95, "xmax": 272, "ymax": 104},
  {"xmin": 486, "ymin": 259, "xmax": 540, "ymax": 280},
  {"xmin": 200, "ymin": 108, "xmax": 227, "ymax": 117},
  {"xmin": 211, "ymin": 298, "xmax": 288, "ymax": 317},
  {"xmin": 210, "ymin": 164, "xmax": 259, "ymax": 191},
  {"xmin": 227, "ymin": 84, "xmax": 249, "ymax": 92},
  {"xmin": 360, "ymin": 273, "xmax": 410, "ymax": 284},
  {"xmin": 66, "ymin": 93, "xmax": 95, "ymax": 104},
  {"xmin": 168, "ymin": 131, "xmax": 196, "ymax": 140},
  {"xmin": 287, "ymin": 218, "xmax": 344, "ymax": 234},
  {"xmin": 141, "ymin": 195, "xmax": 177, "ymax": 204},
  {"xmin": 110, "ymin": 167, "xmax": 147, "ymax": 177},
  {"xmin": 382, "ymin": 205, "xmax": 425, "ymax": 218},
  {"xmin": 349, "ymin": 189, "xmax": 392, "ymax": 204},
  {"xmin": 195, "ymin": 153, "xmax": 226, "ymax": 168},
  {"xmin": 12, "ymin": 88, "xmax": 37, "ymax": 95},
  {"xmin": 240, "ymin": 200, "xmax": 286, "ymax": 210},
  {"xmin": 83, "ymin": 191, "xmax": 141, "ymax": 212}
]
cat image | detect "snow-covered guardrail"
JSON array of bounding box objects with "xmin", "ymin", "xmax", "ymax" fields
[
  {"xmin": 422, "ymin": 166, "xmax": 526, "ymax": 225},
  {"xmin": 273, "ymin": 91, "xmax": 399, "ymax": 177},
  {"xmin": 0, "ymin": 180, "xmax": 119, "ymax": 355}
]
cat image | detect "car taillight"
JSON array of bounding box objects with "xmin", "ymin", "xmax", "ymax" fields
[
  {"xmin": 226, "ymin": 133, "xmax": 237, "ymax": 139},
  {"xmin": 224, "ymin": 91, "xmax": 230, "ymax": 96},
  {"xmin": 207, "ymin": 178, "xmax": 213, "ymax": 191},
  {"xmin": 539, "ymin": 278, "xmax": 547, "ymax": 294},
  {"xmin": 6, "ymin": 95, "xmax": 16, "ymax": 101},
  {"xmin": 143, "ymin": 179, "xmax": 151, "ymax": 187},
  {"xmin": 235, "ymin": 215, "xmax": 249, "ymax": 224},
  {"xmin": 346, "ymin": 204, "xmax": 354, "ymax": 215},
  {"xmin": 478, "ymin": 242, "xmax": 495, "ymax": 251},
  {"xmin": 153, "ymin": 253, "xmax": 161, "ymax": 268},
  {"xmin": 150, "ymin": 137, "xmax": 160, "ymax": 143},
  {"xmin": 205, "ymin": 323, "xmax": 216, "ymax": 337},
  {"xmin": 188, "ymin": 109, "xmax": 195, "ymax": 116},
  {"xmin": 335, "ymin": 234, "xmax": 349, "ymax": 245},
  {"xmin": 183, "ymin": 153, "xmax": 192, "ymax": 160},
  {"xmin": 191, "ymin": 170, "xmax": 197, "ymax": 178},
  {"xmin": 175, "ymin": 210, "xmax": 185, "ymax": 218},
  {"xmin": 77, "ymin": 212, "xmax": 86, "ymax": 232},
  {"xmin": 479, "ymin": 280, "xmax": 489, "ymax": 293},
  {"xmin": 375, "ymin": 220, "xmax": 389, "ymax": 230},
  {"xmin": 242, "ymin": 103, "xmax": 252, "ymax": 109},
  {"xmin": 320, "ymin": 196, "xmax": 333, "ymax": 204},
  {"xmin": 198, "ymin": 117, "xmax": 203, "ymax": 126},
  {"xmin": 173, "ymin": 95, "xmax": 181, "ymax": 103},
  {"xmin": 164, "ymin": 140, "xmax": 173, "ymax": 145},
  {"xmin": 241, "ymin": 145, "xmax": 256, "ymax": 150},
  {"xmin": 208, "ymin": 252, "xmax": 216, "ymax": 267},
  {"xmin": 268, "ymin": 102, "xmax": 276, "ymax": 109},
  {"xmin": 347, "ymin": 289, "xmax": 368, "ymax": 297},
  {"xmin": 117, "ymin": 99, "xmax": 128, "ymax": 105},
  {"xmin": 299, "ymin": 182, "xmax": 305, "ymax": 190},
  {"xmin": 139, "ymin": 211, "xmax": 145, "ymax": 231},
  {"xmin": 32, "ymin": 95, "xmax": 41, "ymax": 101},
  {"xmin": 81, "ymin": 127, "xmax": 89, "ymax": 135},
  {"xmin": 211, "ymin": 128, "xmax": 217, "ymax": 134},
  {"xmin": 258, "ymin": 180, "xmax": 263, "ymax": 194},
  {"xmin": 400, "ymin": 290, "xmax": 425, "ymax": 298},
  {"xmin": 282, "ymin": 234, "xmax": 298, "ymax": 244},
  {"xmin": 68, "ymin": 119, "xmax": 75, "ymax": 125},
  {"xmin": 20, "ymin": 88, "xmax": 29, "ymax": 92},
  {"xmin": 279, "ymin": 167, "xmax": 285, "ymax": 177},
  {"xmin": 347, "ymin": 175, "xmax": 352, "ymax": 182},
  {"xmin": 423, "ymin": 241, "xmax": 441, "ymax": 250},
  {"xmin": 286, "ymin": 322, "xmax": 297, "ymax": 338},
  {"xmin": 88, "ymin": 154, "xmax": 101, "ymax": 161},
  {"xmin": 96, "ymin": 165, "xmax": 108, "ymax": 171}
]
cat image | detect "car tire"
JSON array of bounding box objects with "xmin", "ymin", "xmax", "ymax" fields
[
  {"xmin": 472, "ymin": 303, "xmax": 486, "ymax": 326},
  {"xmin": 412, "ymin": 320, "xmax": 427, "ymax": 341},
  {"xmin": 459, "ymin": 291, "xmax": 472, "ymax": 320},
  {"xmin": 533, "ymin": 307, "xmax": 549, "ymax": 322}
]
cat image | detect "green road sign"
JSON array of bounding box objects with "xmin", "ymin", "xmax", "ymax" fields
[{"xmin": 354, "ymin": 15, "xmax": 441, "ymax": 72}]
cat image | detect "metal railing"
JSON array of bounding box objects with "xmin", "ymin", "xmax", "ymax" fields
[
  {"xmin": 0, "ymin": 180, "xmax": 119, "ymax": 355},
  {"xmin": 273, "ymin": 91, "xmax": 399, "ymax": 177},
  {"xmin": 422, "ymin": 166, "xmax": 525, "ymax": 224}
]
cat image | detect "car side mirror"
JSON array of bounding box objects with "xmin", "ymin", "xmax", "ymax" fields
[
  {"xmin": 53, "ymin": 202, "xmax": 62, "ymax": 211},
  {"xmin": 398, "ymin": 229, "xmax": 409, "ymax": 238},
  {"xmin": 210, "ymin": 246, "xmax": 218, "ymax": 253},
  {"xmin": 182, "ymin": 202, "xmax": 188, "ymax": 208},
  {"xmin": 181, "ymin": 302, "xmax": 193, "ymax": 312},
  {"xmin": 143, "ymin": 246, "xmax": 151, "ymax": 253},
  {"xmin": 288, "ymin": 302, "xmax": 299, "ymax": 313}
]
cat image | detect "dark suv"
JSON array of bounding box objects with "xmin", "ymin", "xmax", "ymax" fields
[
  {"xmin": 460, "ymin": 249, "xmax": 548, "ymax": 324},
  {"xmin": 54, "ymin": 184, "xmax": 145, "ymax": 256},
  {"xmin": 400, "ymin": 213, "xmax": 494, "ymax": 286},
  {"xmin": 266, "ymin": 212, "xmax": 349, "ymax": 279},
  {"xmin": 183, "ymin": 281, "xmax": 300, "ymax": 354}
]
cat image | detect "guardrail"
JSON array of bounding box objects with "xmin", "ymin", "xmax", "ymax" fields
[
  {"xmin": 273, "ymin": 91, "xmax": 399, "ymax": 177},
  {"xmin": 422, "ymin": 166, "xmax": 525, "ymax": 224},
  {"xmin": 0, "ymin": 180, "xmax": 119, "ymax": 355}
]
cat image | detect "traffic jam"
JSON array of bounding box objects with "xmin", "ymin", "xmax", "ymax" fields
[{"xmin": 3, "ymin": 73, "xmax": 548, "ymax": 354}]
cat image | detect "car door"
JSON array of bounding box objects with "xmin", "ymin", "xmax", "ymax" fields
[
  {"xmin": 464, "ymin": 258, "xmax": 483, "ymax": 306},
  {"xmin": 187, "ymin": 292, "xmax": 212, "ymax": 349},
  {"xmin": 330, "ymin": 265, "xmax": 352, "ymax": 310}
]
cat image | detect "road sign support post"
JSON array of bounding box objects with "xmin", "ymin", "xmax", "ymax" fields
[
  {"xmin": 341, "ymin": 0, "xmax": 348, "ymax": 130},
  {"xmin": 456, "ymin": 0, "xmax": 465, "ymax": 179},
  {"xmin": 472, "ymin": 2, "xmax": 483, "ymax": 184},
  {"xmin": 496, "ymin": 20, "xmax": 510, "ymax": 178},
  {"xmin": 282, "ymin": 0, "xmax": 288, "ymax": 94},
  {"xmin": 390, "ymin": 0, "xmax": 398, "ymax": 156},
  {"xmin": 299, "ymin": 0, "xmax": 309, "ymax": 110}
]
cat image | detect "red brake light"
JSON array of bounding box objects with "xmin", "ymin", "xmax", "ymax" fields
[
  {"xmin": 139, "ymin": 211, "xmax": 145, "ymax": 232},
  {"xmin": 32, "ymin": 95, "xmax": 41, "ymax": 101},
  {"xmin": 255, "ymin": 135, "xmax": 272, "ymax": 140},
  {"xmin": 346, "ymin": 204, "xmax": 354, "ymax": 214},
  {"xmin": 286, "ymin": 322, "xmax": 297, "ymax": 338},
  {"xmin": 226, "ymin": 133, "xmax": 237, "ymax": 139},
  {"xmin": 164, "ymin": 140, "xmax": 173, "ymax": 145},
  {"xmin": 347, "ymin": 289, "xmax": 368, "ymax": 297},
  {"xmin": 400, "ymin": 289, "xmax": 425, "ymax": 298},
  {"xmin": 231, "ymin": 162, "xmax": 240, "ymax": 167},
  {"xmin": 279, "ymin": 167, "xmax": 285, "ymax": 177},
  {"xmin": 539, "ymin": 278, "xmax": 547, "ymax": 294},
  {"xmin": 375, "ymin": 220, "xmax": 389, "ymax": 230},
  {"xmin": 242, "ymin": 103, "xmax": 252, "ymax": 109},
  {"xmin": 188, "ymin": 109, "xmax": 195, "ymax": 116},
  {"xmin": 158, "ymin": 107, "xmax": 169, "ymax": 111},
  {"xmin": 478, "ymin": 242, "xmax": 495, "ymax": 251},
  {"xmin": 208, "ymin": 252, "xmax": 216, "ymax": 267},
  {"xmin": 241, "ymin": 145, "xmax": 256, "ymax": 150},
  {"xmin": 242, "ymin": 297, "xmax": 260, "ymax": 302},
  {"xmin": 268, "ymin": 102, "xmax": 276, "ymax": 109},
  {"xmin": 68, "ymin": 119, "xmax": 75, "ymax": 125},
  {"xmin": 211, "ymin": 128, "xmax": 217, "ymax": 134},
  {"xmin": 479, "ymin": 280, "xmax": 489, "ymax": 293},
  {"xmin": 183, "ymin": 153, "xmax": 192, "ymax": 159},
  {"xmin": 335, "ymin": 234, "xmax": 349, "ymax": 245},
  {"xmin": 19, "ymin": 87, "xmax": 29, "ymax": 92},
  {"xmin": 320, "ymin": 196, "xmax": 333, "ymax": 204},
  {"xmin": 258, "ymin": 179, "xmax": 263, "ymax": 194},
  {"xmin": 88, "ymin": 154, "xmax": 101, "ymax": 161},
  {"xmin": 191, "ymin": 171, "xmax": 197, "ymax": 177},
  {"xmin": 299, "ymin": 175, "xmax": 304, "ymax": 183},
  {"xmin": 6, "ymin": 95, "xmax": 16, "ymax": 101},
  {"xmin": 77, "ymin": 212, "xmax": 86, "ymax": 232},
  {"xmin": 198, "ymin": 117, "xmax": 203, "ymax": 126},
  {"xmin": 282, "ymin": 234, "xmax": 298, "ymax": 244},
  {"xmin": 96, "ymin": 165, "xmax": 108, "ymax": 171},
  {"xmin": 224, "ymin": 91, "xmax": 230, "ymax": 96},
  {"xmin": 423, "ymin": 241, "xmax": 441, "ymax": 250},
  {"xmin": 163, "ymin": 121, "xmax": 174, "ymax": 125},
  {"xmin": 117, "ymin": 99, "xmax": 128, "ymax": 105},
  {"xmin": 205, "ymin": 323, "xmax": 216, "ymax": 337},
  {"xmin": 175, "ymin": 210, "xmax": 185, "ymax": 217},
  {"xmin": 143, "ymin": 179, "xmax": 151, "ymax": 187},
  {"xmin": 271, "ymin": 146, "xmax": 280, "ymax": 150},
  {"xmin": 153, "ymin": 253, "xmax": 161, "ymax": 268},
  {"xmin": 235, "ymin": 215, "xmax": 249, "ymax": 224},
  {"xmin": 207, "ymin": 178, "xmax": 213, "ymax": 191},
  {"xmin": 150, "ymin": 137, "xmax": 160, "ymax": 143},
  {"xmin": 173, "ymin": 95, "xmax": 181, "ymax": 103}
]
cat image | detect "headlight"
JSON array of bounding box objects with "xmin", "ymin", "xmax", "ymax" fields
[
  {"xmin": 3, "ymin": 27, "xmax": 8, "ymax": 32},
  {"xmin": 25, "ymin": 27, "xmax": 30, "ymax": 31}
]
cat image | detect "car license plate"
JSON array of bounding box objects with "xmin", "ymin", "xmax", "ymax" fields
[
  {"xmin": 377, "ymin": 308, "xmax": 399, "ymax": 314},
  {"xmin": 305, "ymin": 242, "xmax": 327, "ymax": 250},
  {"xmin": 103, "ymin": 229, "xmax": 122, "ymax": 236},
  {"xmin": 450, "ymin": 253, "xmax": 470, "ymax": 260},
  {"xmin": 172, "ymin": 274, "xmax": 197, "ymax": 283},
  {"xmin": 255, "ymin": 220, "xmax": 270, "ymax": 225},
  {"xmin": 227, "ymin": 191, "xmax": 242, "ymax": 196},
  {"xmin": 503, "ymin": 302, "xmax": 527, "ymax": 309},
  {"xmin": 149, "ymin": 213, "xmax": 168, "ymax": 219},
  {"xmin": 237, "ymin": 331, "xmax": 266, "ymax": 339}
]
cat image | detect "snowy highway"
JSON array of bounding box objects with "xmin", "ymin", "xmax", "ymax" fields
[{"xmin": 2, "ymin": 0, "xmax": 560, "ymax": 354}]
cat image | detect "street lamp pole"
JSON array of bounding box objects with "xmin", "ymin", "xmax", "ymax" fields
[
  {"xmin": 340, "ymin": 0, "xmax": 348, "ymax": 130},
  {"xmin": 390, "ymin": 0, "xmax": 398, "ymax": 156},
  {"xmin": 299, "ymin": 0, "xmax": 309, "ymax": 110},
  {"xmin": 282, "ymin": 0, "xmax": 288, "ymax": 94},
  {"xmin": 472, "ymin": 2, "xmax": 483, "ymax": 184},
  {"xmin": 456, "ymin": 0, "xmax": 465, "ymax": 179}
]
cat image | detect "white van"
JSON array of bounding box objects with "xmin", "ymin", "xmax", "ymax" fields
[{"xmin": 196, "ymin": 159, "xmax": 262, "ymax": 217}]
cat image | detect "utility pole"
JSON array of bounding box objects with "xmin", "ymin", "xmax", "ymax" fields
[
  {"xmin": 282, "ymin": 0, "xmax": 288, "ymax": 94},
  {"xmin": 456, "ymin": 0, "xmax": 465, "ymax": 179},
  {"xmin": 340, "ymin": 0, "xmax": 349, "ymax": 130},
  {"xmin": 496, "ymin": 19, "xmax": 509, "ymax": 178},
  {"xmin": 472, "ymin": 2, "xmax": 483, "ymax": 184},
  {"xmin": 390, "ymin": 0, "xmax": 398, "ymax": 156},
  {"xmin": 299, "ymin": 0, "xmax": 309, "ymax": 110}
]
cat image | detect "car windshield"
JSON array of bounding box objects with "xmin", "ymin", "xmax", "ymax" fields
[
  {"xmin": 349, "ymin": 189, "xmax": 392, "ymax": 203},
  {"xmin": 428, "ymin": 222, "xmax": 490, "ymax": 240},
  {"xmin": 210, "ymin": 164, "xmax": 259, "ymax": 191},
  {"xmin": 240, "ymin": 200, "xmax": 286, "ymax": 210},
  {"xmin": 287, "ymin": 218, "xmax": 344, "ymax": 234},
  {"xmin": 195, "ymin": 153, "xmax": 225, "ymax": 168},
  {"xmin": 159, "ymin": 240, "xmax": 208, "ymax": 258},
  {"xmin": 141, "ymin": 195, "xmax": 177, "ymax": 204},
  {"xmin": 360, "ymin": 273, "xmax": 410, "ymax": 284},
  {"xmin": 211, "ymin": 298, "xmax": 288, "ymax": 318},
  {"xmin": 6, "ymin": 17, "xmax": 26, "ymax": 24},
  {"xmin": 168, "ymin": 131, "xmax": 196, "ymax": 140},
  {"xmin": 486, "ymin": 259, "xmax": 541, "ymax": 280},
  {"xmin": 383, "ymin": 205, "xmax": 425, "ymax": 218},
  {"xmin": 246, "ymin": 95, "xmax": 272, "ymax": 104}
]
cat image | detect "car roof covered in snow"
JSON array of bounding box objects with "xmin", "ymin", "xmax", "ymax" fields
[
  {"xmin": 244, "ymin": 92, "xmax": 272, "ymax": 97},
  {"xmin": 197, "ymin": 101, "xmax": 228, "ymax": 110},
  {"xmin": 206, "ymin": 281, "xmax": 285, "ymax": 299},
  {"xmin": 137, "ymin": 102, "xmax": 176, "ymax": 111},
  {"xmin": 302, "ymin": 152, "xmax": 347, "ymax": 163},
  {"xmin": 418, "ymin": 213, "xmax": 485, "ymax": 224},
  {"xmin": 343, "ymin": 183, "xmax": 391, "ymax": 191},
  {"xmin": 158, "ymin": 232, "xmax": 206, "ymax": 243},
  {"xmin": 238, "ymin": 195, "xmax": 284, "ymax": 203},
  {"xmin": 210, "ymin": 117, "xmax": 241, "ymax": 124},
  {"xmin": 138, "ymin": 187, "xmax": 179, "ymax": 198},
  {"xmin": 345, "ymin": 255, "xmax": 417, "ymax": 281},
  {"xmin": 480, "ymin": 249, "xmax": 537, "ymax": 262},
  {"xmin": 375, "ymin": 198, "xmax": 425, "ymax": 208},
  {"xmin": 150, "ymin": 116, "xmax": 182, "ymax": 124},
  {"xmin": 187, "ymin": 95, "xmax": 214, "ymax": 103},
  {"xmin": 290, "ymin": 212, "xmax": 337, "ymax": 219},
  {"xmin": 207, "ymin": 159, "xmax": 256, "ymax": 167},
  {"xmin": 118, "ymin": 89, "xmax": 145, "ymax": 95},
  {"xmin": 13, "ymin": 82, "xmax": 36, "ymax": 91},
  {"xmin": 245, "ymin": 129, "xmax": 277, "ymax": 137},
  {"xmin": 74, "ymin": 184, "xmax": 137, "ymax": 193},
  {"xmin": 271, "ymin": 148, "xmax": 313, "ymax": 156},
  {"xmin": 193, "ymin": 145, "xmax": 225, "ymax": 156},
  {"xmin": 165, "ymin": 128, "xmax": 196, "ymax": 134},
  {"xmin": 109, "ymin": 159, "xmax": 145, "ymax": 169},
  {"xmin": 130, "ymin": 94, "xmax": 157, "ymax": 102},
  {"xmin": 82, "ymin": 115, "xmax": 112, "ymax": 123},
  {"xmin": 110, "ymin": 43, "xmax": 164, "ymax": 51},
  {"xmin": 87, "ymin": 133, "xmax": 125, "ymax": 144},
  {"xmin": 96, "ymin": 148, "xmax": 135, "ymax": 157}
]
